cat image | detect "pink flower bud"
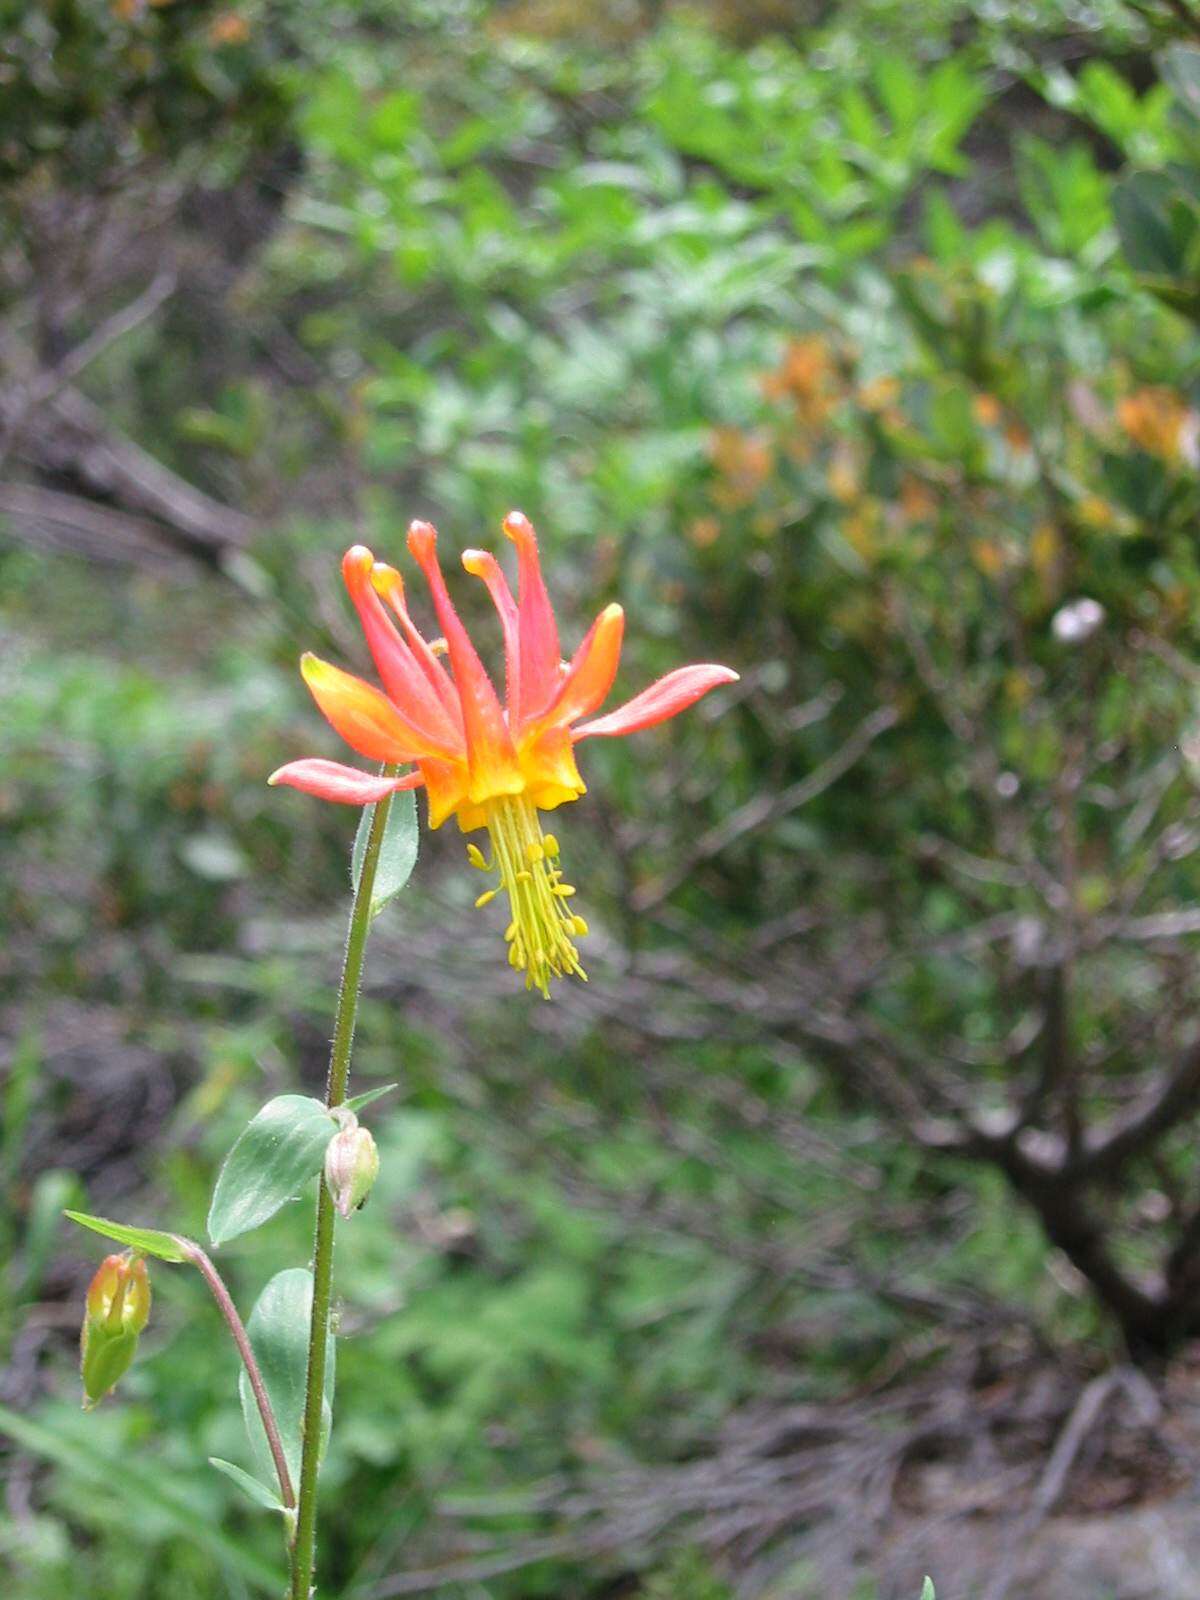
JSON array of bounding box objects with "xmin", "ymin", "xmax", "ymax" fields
[
  {"xmin": 80, "ymin": 1252, "xmax": 150, "ymax": 1408},
  {"xmin": 324, "ymin": 1120, "xmax": 379, "ymax": 1219}
]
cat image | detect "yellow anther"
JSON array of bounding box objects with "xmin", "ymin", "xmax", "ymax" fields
[
  {"xmin": 542, "ymin": 834, "xmax": 559, "ymax": 858},
  {"xmin": 516, "ymin": 869, "xmax": 532, "ymax": 883},
  {"xmin": 504, "ymin": 922, "xmax": 517, "ymax": 941},
  {"xmin": 430, "ymin": 637, "xmax": 448, "ymax": 656},
  {"xmin": 474, "ymin": 888, "xmax": 498, "ymax": 908},
  {"xmin": 525, "ymin": 840, "xmax": 544, "ymax": 864},
  {"xmin": 552, "ymin": 883, "xmax": 576, "ymax": 897},
  {"xmin": 571, "ymin": 915, "xmax": 589, "ymax": 936},
  {"xmin": 467, "ymin": 843, "xmax": 489, "ymax": 870}
]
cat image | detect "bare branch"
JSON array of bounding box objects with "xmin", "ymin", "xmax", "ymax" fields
[
  {"xmin": 632, "ymin": 703, "xmax": 898, "ymax": 912},
  {"xmin": 1075, "ymin": 1039, "xmax": 1200, "ymax": 1181},
  {"xmin": 0, "ymin": 482, "xmax": 193, "ymax": 573}
]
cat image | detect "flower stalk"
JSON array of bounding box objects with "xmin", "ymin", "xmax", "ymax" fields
[
  {"xmin": 172, "ymin": 1237, "xmax": 297, "ymax": 1516},
  {"xmin": 289, "ymin": 768, "xmax": 399, "ymax": 1600}
]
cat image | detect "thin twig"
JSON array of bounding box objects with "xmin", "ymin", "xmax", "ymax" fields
[
  {"xmin": 0, "ymin": 271, "xmax": 176, "ymax": 469},
  {"xmin": 980, "ymin": 1370, "xmax": 1123, "ymax": 1600},
  {"xmin": 633, "ymin": 704, "xmax": 898, "ymax": 912}
]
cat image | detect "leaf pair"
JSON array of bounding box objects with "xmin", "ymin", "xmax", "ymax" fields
[{"xmin": 207, "ymin": 1084, "xmax": 395, "ymax": 1247}]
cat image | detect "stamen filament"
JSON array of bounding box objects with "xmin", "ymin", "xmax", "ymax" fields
[{"xmin": 471, "ymin": 796, "xmax": 587, "ymax": 996}]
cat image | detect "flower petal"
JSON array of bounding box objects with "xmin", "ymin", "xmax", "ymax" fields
[
  {"xmin": 462, "ymin": 547, "xmax": 522, "ymax": 720},
  {"xmin": 418, "ymin": 755, "xmax": 471, "ymax": 831},
  {"xmin": 502, "ymin": 511, "xmax": 561, "ymax": 721},
  {"xmin": 520, "ymin": 724, "xmax": 587, "ymax": 812},
  {"xmin": 407, "ymin": 521, "xmax": 523, "ymax": 803},
  {"xmin": 371, "ymin": 560, "xmax": 463, "ymax": 730},
  {"xmin": 268, "ymin": 759, "xmax": 424, "ymax": 805},
  {"xmin": 573, "ymin": 664, "xmax": 739, "ymax": 740},
  {"xmin": 342, "ymin": 546, "xmax": 463, "ymax": 746},
  {"xmin": 301, "ymin": 653, "xmax": 459, "ymax": 764},
  {"xmin": 530, "ymin": 603, "xmax": 624, "ymax": 733}
]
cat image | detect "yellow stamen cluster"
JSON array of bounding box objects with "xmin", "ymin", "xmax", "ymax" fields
[{"xmin": 470, "ymin": 797, "xmax": 587, "ymax": 997}]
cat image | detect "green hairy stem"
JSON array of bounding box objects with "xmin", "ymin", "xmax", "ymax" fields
[{"xmin": 289, "ymin": 777, "xmax": 398, "ymax": 1599}]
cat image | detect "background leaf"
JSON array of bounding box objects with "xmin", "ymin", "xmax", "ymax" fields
[
  {"xmin": 351, "ymin": 788, "xmax": 418, "ymax": 918},
  {"xmin": 63, "ymin": 1211, "xmax": 189, "ymax": 1263},
  {"xmin": 0, "ymin": 1403, "xmax": 285, "ymax": 1592},
  {"xmin": 239, "ymin": 1267, "xmax": 335, "ymax": 1490},
  {"xmin": 207, "ymin": 1095, "xmax": 332, "ymax": 1246}
]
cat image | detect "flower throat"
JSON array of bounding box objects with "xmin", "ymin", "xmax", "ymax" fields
[{"xmin": 469, "ymin": 796, "xmax": 587, "ymax": 997}]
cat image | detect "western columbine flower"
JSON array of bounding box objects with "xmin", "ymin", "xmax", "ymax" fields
[{"xmin": 270, "ymin": 514, "xmax": 738, "ymax": 995}]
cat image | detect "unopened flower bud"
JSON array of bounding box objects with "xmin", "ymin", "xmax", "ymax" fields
[
  {"xmin": 80, "ymin": 1252, "xmax": 151, "ymax": 1409},
  {"xmin": 324, "ymin": 1119, "xmax": 379, "ymax": 1219}
]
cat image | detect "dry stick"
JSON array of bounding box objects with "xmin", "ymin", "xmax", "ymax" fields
[
  {"xmin": 632, "ymin": 702, "xmax": 898, "ymax": 912},
  {"xmin": 290, "ymin": 774, "xmax": 399, "ymax": 1600},
  {"xmin": 172, "ymin": 1236, "xmax": 296, "ymax": 1512},
  {"xmin": 0, "ymin": 269, "xmax": 176, "ymax": 471},
  {"xmin": 980, "ymin": 1370, "xmax": 1123, "ymax": 1600}
]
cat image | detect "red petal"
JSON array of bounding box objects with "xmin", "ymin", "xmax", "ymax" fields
[
  {"xmin": 407, "ymin": 521, "xmax": 522, "ymax": 801},
  {"xmin": 371, "ymin": 560, "xmax": 463, "ymax": 730},
  {"xmin": 268, "ymin": 759, "xmax": 424, "ymax": 805},
  {"xmin": 530, "ymin": 603, "xmax": 624, "ymax": 732},
  {"xmin": 502, "ymin": 511, "xmax": 561, "ymax": 720},
  {"xmin": 573, "ymin": 664, "xmax": 739, "ymax": 740},
  {"xmin": 342, "ymin": 547, "xmax": 462, "ymax": 746},
  {"xmin": 462, "ymin": 547, "xmax": 521, "ymax": 719}
]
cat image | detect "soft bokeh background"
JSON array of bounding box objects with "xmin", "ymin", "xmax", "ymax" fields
[{"xmin": 7, "ymin": 2, "xmax": 1200, "ymax": 1597}]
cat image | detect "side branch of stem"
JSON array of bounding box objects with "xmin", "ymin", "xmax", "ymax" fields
[{"xmin": 174, "ymin": 1237, "xmax": 296, "ymax": 1511}]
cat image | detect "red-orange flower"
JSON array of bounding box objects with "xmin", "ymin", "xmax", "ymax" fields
[{"xmin": 270, "ymin": 513, "xmax": 738, "ymax": 994}]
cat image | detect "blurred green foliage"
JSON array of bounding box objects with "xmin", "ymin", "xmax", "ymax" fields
[{"xmin": 6, "ymin": 1, "xmax": 1200, "ymax": 1597}]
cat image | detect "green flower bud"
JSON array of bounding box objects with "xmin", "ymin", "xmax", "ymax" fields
[
  {"xmin": 324, "ymin": 1118, "xmax": 379, "ymax": 1219},
  {"xmin": 80, "ymin": 1252, "xmax": 151, "ymax": 1409}
]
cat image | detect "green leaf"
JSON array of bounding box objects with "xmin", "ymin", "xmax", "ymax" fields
[
  {"xmin": 21, "ymin": 1170, "xmax": 82, "ymax": 1300},
  {"xmin": 64, "ymin": 1211, "xmax": 189, "ymax": 1263},
  {"xmin": 1162, "ymin": 45, "xmax": 1200, "ymax": 128},
  {"xmin": 239, "ymin": 1268, "xmax": 335, "ymax": 1490},
  {"xmin": 343, "ymin": 1083, "xmax": 398, "ymax": 1116},
  {"xmin": 1112, "ymin": 168, "xmax": 1200, "ymax": 277},
  {"xmin": 920, "ymin": 1581, "xmax": 936, "ymax": 1600},
  {"xmin": 0, "ymin": 1402, "xmax": 284, "ymax": 1592},
  {"xmin": 207, "ymin": 1094, "xmax": 333, "ymax": 1247},
  {"xmin": 208, "ymin": 1457, "xmax": 285, "ymax": 1513},
  {"xmin": 351, "ymin": 787, "xmax": 418, "ymax": 917}
]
